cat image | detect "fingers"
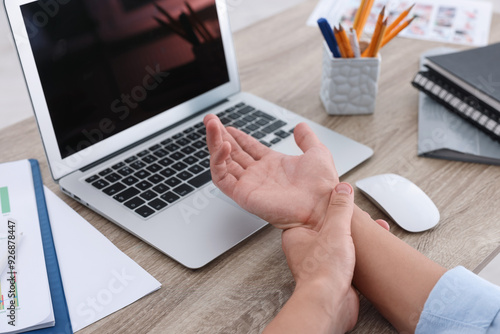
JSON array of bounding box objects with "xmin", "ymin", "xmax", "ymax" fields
[
  {"xmin": 227, "ymin": 127, "xmax": 270, "ymax": 160},
  {"xmin": 375, "ymin": 219, "xmax": 390, "ymax": 231},
  {"xmin": 205, "ymin": 117, "xmax": 239, "ymax": 192},
  {"xmin": 293, "ymin": 122, "xmax": 324, "ymax": 153},
  {"xmin": 204, "ymin": 115, "xmax": 255, "ymax": 169},
  {"xmin": 321, "ymin": 183, "xmax": 355, "ymax": 236}
]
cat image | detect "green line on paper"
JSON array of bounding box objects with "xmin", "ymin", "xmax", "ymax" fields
[{"xmin": 0, "ymin": 187, "xmax": 10, "ymax": 214}]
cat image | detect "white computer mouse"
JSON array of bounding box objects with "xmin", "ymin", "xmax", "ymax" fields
[{"xmin": 356, "ymin": 174, "xmax": 440, "ymax": 233}]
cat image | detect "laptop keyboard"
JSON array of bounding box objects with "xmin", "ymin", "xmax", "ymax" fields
[{"xmin": 84, "ymin": 102, "xmax": 293, "ymax": 219}]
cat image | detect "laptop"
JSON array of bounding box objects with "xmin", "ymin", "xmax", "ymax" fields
[{"xmin": 5, "ymin": 0, "xmax": 373, "ymax": 268}]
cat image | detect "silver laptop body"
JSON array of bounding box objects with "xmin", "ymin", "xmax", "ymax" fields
[{"xmin": 5, "ymin": 0, "xmax": 373, "ymax": 268}]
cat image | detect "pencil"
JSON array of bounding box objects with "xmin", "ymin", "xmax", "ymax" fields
[
  {"xmin": 362, "ymin": 6, "xmax": 385, "ymax": 58},
  {"xmin": 353, "ymin": 0, "xmax": 368, "ymax": 33},
  {"xmin": 356, "ymin": 0, "xmax": 375, "ymax": 40},
  {"xmin": 381, "ymin": 16, "xmax": 415, "ymax": 47},
  {"xmin": 385, "ymin": 3, "xmax": 415, "ymax": 37},
  {"xmin": 334, "ymin": 27, "xmax": 347, "ymax": 58},
  {"xmin": 370, "ymin": 18, "xmax": 387, "ymax": 57},
  {"xmin": 339, "ymin": 24, "xmax": 354, "ymax": 58}
]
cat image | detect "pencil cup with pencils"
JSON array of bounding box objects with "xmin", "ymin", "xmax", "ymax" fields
[
  {"xmin": 317, "ymin": 2, "xmax": 415, "ymax": 115},
  {"xmin": 320, "ymin": 43, "xmax": 381, "ymax": 115}
]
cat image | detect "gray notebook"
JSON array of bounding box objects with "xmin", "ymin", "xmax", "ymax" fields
[{"xmin": 418, "ymin": 48, "xmax": 500, "ymax": 165}]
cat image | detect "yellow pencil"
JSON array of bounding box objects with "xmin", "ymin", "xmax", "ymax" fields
[
  {"xmin": 334, "ymin": 27, "xmax": 347, "ymax": 58},
  {"xmin": 339, "ymin": 24, "xmax": 354, "ymax": 58},
  {"xmin": 356, "ymin": 0, "xmax": 375, "ymax": 40},
  {"xmin": 381, "ymin": 16, "xmax": 415, "ymax": 47},
  {"xmin": 362, "ymin": 6, "xmax": 385, "ymax": 57},
  {"xmin": 385, "ymin": 3, "xmax": 415, "ymax": 37},
  {"xmin": 370, "ymin": 18, "xmax": 387, "ymax": 57},
  {"xmin": 353, "ymin": 0, "xmax": 368, "ymax": 33}
]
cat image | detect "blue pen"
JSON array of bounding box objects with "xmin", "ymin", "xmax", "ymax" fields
[{"xmin": 317, "ymin": 18, "xmax": 341, "ymax": 58}]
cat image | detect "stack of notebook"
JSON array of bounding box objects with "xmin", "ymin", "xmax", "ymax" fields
[
  {"xmin": 413, "ymin": 44, "xmax": 500, "ymax": 164},
  {"xmin": 412, "ymin": 43, "xmax": 500, "ymax": 143}
]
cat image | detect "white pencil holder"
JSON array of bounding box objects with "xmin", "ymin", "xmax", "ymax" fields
[{"xmin": 320, "ymin": 43, "xmax": 381, "ymax": 115}]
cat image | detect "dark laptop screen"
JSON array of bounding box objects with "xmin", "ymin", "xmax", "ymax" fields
[{"xmin": 21, "ymin": 0, "xmax": 229, "ymax": 159}]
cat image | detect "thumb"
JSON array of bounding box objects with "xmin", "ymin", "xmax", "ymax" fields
[{"xmin": 321, "ymin": 183, "xmax": 354, "ymax": 236}]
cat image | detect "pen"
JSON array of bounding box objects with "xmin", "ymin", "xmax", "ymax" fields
[
  {"xmin": 317, "ymin": 18, "xmax": 341, "ymax": 58},
  {"xmin": 349, "ymin": 28, "xmax": 361, "ymax": 58}
]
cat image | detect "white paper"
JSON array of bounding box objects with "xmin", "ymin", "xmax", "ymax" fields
[
  {"xmin": 0, "ymin": 160, "xmax": 54, "ymax": 334},
  {"xmin": 44, "ymin": 187, "xmax": 161, "ymax": 332},
  {"xmin": 307, "ymin": 0, "xmax": 492, "ymax": 46}
]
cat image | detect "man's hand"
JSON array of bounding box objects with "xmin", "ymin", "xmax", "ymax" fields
[{"xmin": 204, "ymin": 114, "xmax": 339, "ymax": 230}]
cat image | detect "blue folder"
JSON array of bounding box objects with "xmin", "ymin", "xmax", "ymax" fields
[{"xmin": 29, "ymin": 159, "xmax": 73, "ymax": 334}]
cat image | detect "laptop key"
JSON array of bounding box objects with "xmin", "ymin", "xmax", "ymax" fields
[
  {"xmin": 260, "ymin": 141, "xmax": 271, "ymax": 147},
  {"xmin": 194, "ymin": 122, "xmax": 204, "ymax": 128},
  {"xmin": 149, "ymin": 198, "xmax": 168, "ymax": 211},
  {"xmin": 197, "ymin": 127, "xmax": 207, "ymax": 135},
  {"xmin": 149, "ymin": 144, "xmax": 161, "ymax": 151},
  {"xmin": 85, "ymin": 175, "xmax": 99, "ymax": 183},
  {"xmin": 181, "ymin": 146, "xmax": 196, "ymax": 155},
  {"xmin": 105, "ymin": 172, "xmax": 122, "ymax": 183},
  {"xmin": 188, "ymin": 170, "xmax": 212, "ymax": 188},
  {"xmin": 92, "ymin": 179, "xmax": 109, "ymax": 190},
  {"xmin": 200, "ymin": 159, "xmax": 210, "ymax": 168},
  {"xmin": 166, "ymin": 177, "xmax": 182, "ymax": 187},
  {"xmin": 252, "ymin": 131, "xmax": 266, "ymax": 139},
  {"xmin": 192, "ymin": 140, "xmax": 205, "ymax": 149},
  {"xmin": 275, "ymin": 130, "xmax": 291, "ymax": 139},
  {"xmin": 125, "ymin": 197, "xmax": 145, "ymax": 210},
  {"xmin": 152, "ymin": 183, "xmax": 169, "ymax": 194},
  {"xmin": 123, "ymin": 176, "xmax": 139, "ymax": 186},
  {"xmin": 112, "ymin": 162, "xmax": 125, "ymax": 170},
  {"xmin": 176, "ymin": 138, "xmax": 191, "ymax": 146},
  {"xmin": 173, "ymin": 133, "xmax": 183, "ymax": 139},
  {"xmin": 103, "ymin": 182, "xmax": 126, "ymax": 196},
  {"xmin": 137, "ymin": 150, "xmax": 149, "ymax": 157},
  {"xmin": 187, "ymin": 133, "xmax": 201, "ymax": 141},
  {"xmin": 256, "ymin": 118, "xmax": 270, "ymax": 126},
  {"xmin": 262, "ymin": 120, "xmax": 287, "ymax": 134},
  {"xmin": 125, "ymin": 156, "xmax": 137, "ymax": 163},
  {"xmin": 158, "ymin": 157, "xmax": 174, "ymax": 167},
  {"xmin": 164, "ymin": 143, "xmax": 180, "ymax": 152},
  {"xmin": 188, "ymin": 164, "xmax": 204, "ymax": 175},
  {"xmin": 194, "ymin": 151, "xmax": 209, "ymax": 159},
  {"xmin": 140, "ymin": 190, "xmax": 157, "ymax": 201},
  {"xmin": 153, "ymin": 149, "xmax": 169, "ymax": 158},
  {"xmin": 142, "ymin": 155, "xmax": 157, "ymax": 164},
  {"xmin": 220, "ymin": 117, "xmax": 231, "ymax": 125},
  {"xmin": 161, "ymin": 138, "xmax": 172, "ymax": 145},
  {"xmin": 160, "ymin": 168, "xmax": 176, "ymax": 178},
  {"xmin": 170, "ymin": 152, "xmax": 186, "ymax": 161},
  {"xmin": 245, "ymin": 124, "xmax": 259, "ymax": 132},
  {"xmin": 172, "ymin": 162, "xmax": 188, "ymax": 171},
  {"xmin": 99, "ymin": 168, "xmax": 113, "ymax": 176},
  {"xmin": 135, "ymin": 205, "xmax": 155, "ymax": 218},
  {"xmin": 113, "ymin": 187, "xmax": 140, "ymax": 203},
  {"xmin": 238, "ymin": 106, "xmax": 255, "ymax": 115},
  {"xmin": 118, "ymin": 166, "xmax": 135, "ymax": 176},
  {"xmin": 134, "ymin": 170, "xmax": 151, "ymax": 179},
  {"xmin": 183, "ymin": 127, "xmax": 195, "ymax": 134},
  {"xmin": 136, "ymin": 180, "xmax": 153, "ymax": 191},
  {"xmin": 177, "ymin": 171, "xmax": 194, "ymax": 181},
  {"xmin": 161, "ymin": 191, "xmax": 180, "ymax": 203},
  {"xmin": 130, "ymin": 161, "xmax": 147, "ymax": 170},
  {"xmin": 147, "ymin": 163, "xmax": 162, "ymax": 173},
  {"xmin": 173, "ymin": 184, "xmax": 195, "ymax": 196},
  {"xmin": 148, "ymin": 174, "xmax": 165, "ymax": 184},
  {"xmin": 183, "ymin": 156, "xmax": 199, "ymax": 165},
  {"xmin": 232, "ymin": 120, "xmax": 246, "ymax": 128},
  {"xmin": 270, "ymin": 137, "xmax": 282, "ymax": 145}
]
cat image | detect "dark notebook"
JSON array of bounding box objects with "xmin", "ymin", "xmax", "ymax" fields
[{"xmin": 412, "ymin": 43, "xmax": 500, "ymax": 142}]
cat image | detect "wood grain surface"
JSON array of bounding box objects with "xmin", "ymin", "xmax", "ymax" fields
[{"xmin": 1, "ymin": 0, "xmax": 500, "ymax": 333}]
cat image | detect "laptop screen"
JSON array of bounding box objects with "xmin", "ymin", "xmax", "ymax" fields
[{"xmin": 21, "ymin": 0, "xmax": 229, "ymax": 159}]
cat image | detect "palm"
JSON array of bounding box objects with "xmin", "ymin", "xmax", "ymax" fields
[{"xmin": 204, "ymin": 115, "xmax": 339, "ymax": 230}]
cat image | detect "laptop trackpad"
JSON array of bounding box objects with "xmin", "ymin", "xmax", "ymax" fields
[{"xmin": 210, "ymin": 187, "xmax": 243, "ymax": 210}]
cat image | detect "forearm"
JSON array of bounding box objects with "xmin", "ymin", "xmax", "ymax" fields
[
  {"xmin": 351, "ymin": 205, "xmax": 447, "ymax": 333},
  {"xmin": 263, "ymin": 280, "xmax": 343, "ymax": 334}
]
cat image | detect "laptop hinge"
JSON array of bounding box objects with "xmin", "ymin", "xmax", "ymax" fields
[{"xmin": 81, "ymin": 99, "xmax": 229, "ymax": 172}]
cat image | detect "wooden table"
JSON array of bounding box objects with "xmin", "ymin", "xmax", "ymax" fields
[{"xmin": 2, "ymin": 0, "xmax": 500, "ymax": 332}]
